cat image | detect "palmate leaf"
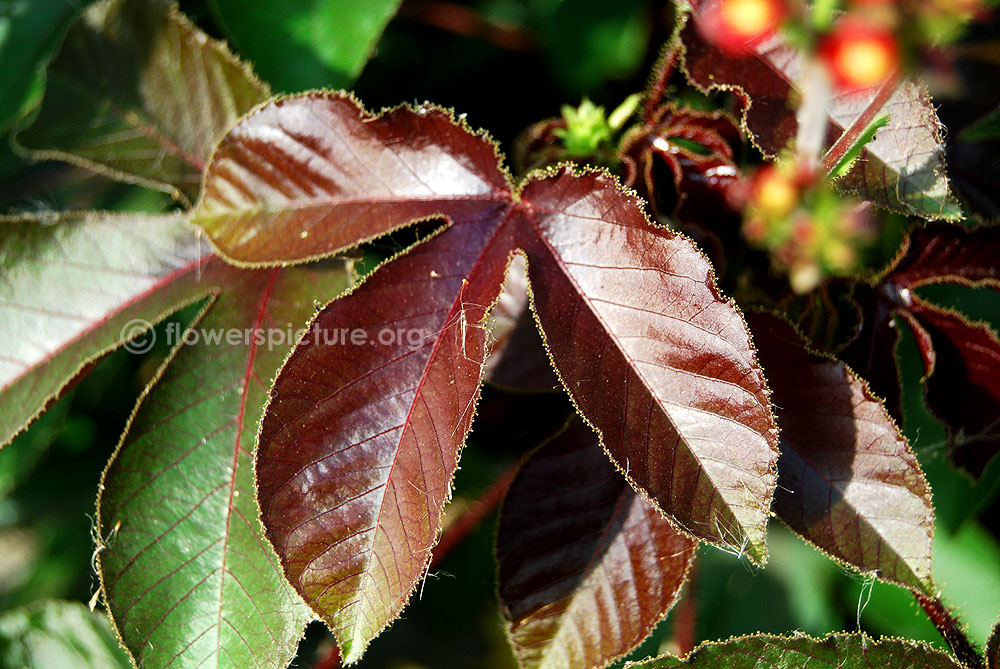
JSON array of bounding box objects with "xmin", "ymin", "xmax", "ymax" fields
[
  {"xmin": 677, "ymin": 9, "xmax": 962, "ymax": 221},
  {"xmin": 14, "ymin": 0, "xmax": 270, "ymax": 203},
  {"xmin": 0, "ymin": 212, "xmax": 208, "ymax": 449},
  {"xmin": 497, "ymin": 418, "xmax": 696, "ymax": 669},
  {"xmin": 841, "ymin": 223, "xmax": 1000, "ymax": 477},
  {"xmin": 749, "ymin": 313, "xmax": 935, "ymax": 594},
  {"xmin": 192, "ymin": 92, "xmax": 779, "ymax": 661},
  {"xmin": 97, "ymin": 257, "xmax": 351, "ymax": 668},
  {"xmin": 631, "ymin": 633, "xmax": 964, "ymax": 668}
]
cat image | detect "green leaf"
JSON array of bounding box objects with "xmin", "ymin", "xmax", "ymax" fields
[
  {"xmin": 0, "ymin": 600, "xmax": 131, "ymax": 668},
  {"xmin": 631, "ymin": 633, "xmax": 964, "ymax": 667},
  {"xmin": 14, "ymin": 0, "xmax": 270, "ymax": 203},
  {"xmin": 208, "ymin": 0, "xmax": 401, "ymax": 91},
  {"xmin": 0, "ymin": 0, "xmax": 93, "ymax": 134},
  {"xmin": 0, "ymin": 212, "xmax": 208, "ymax": 450},
  {"xmin": 828, "ymin": 115, "xmax": 890, "ymax": 180},
  {"xmin": 97, "ymin": 258, "xmax": 351, "ymax": 668}
]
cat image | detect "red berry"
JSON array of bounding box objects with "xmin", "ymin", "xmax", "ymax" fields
[
  {"xmin": 698, "ymin": 0, "xmax": 787, "ymax": 55},
  {"xmin": 819, "ymin": 18, "xmax": 899, "ymax": 91}
]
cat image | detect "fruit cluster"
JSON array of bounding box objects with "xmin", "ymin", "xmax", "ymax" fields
[
  {"xmin": 741, "ymin": 162, "xmax": 876, "ymax": 292},
  {"xmin": 695, "ymin": 0, "xmax": 986, "ymax": 91}
]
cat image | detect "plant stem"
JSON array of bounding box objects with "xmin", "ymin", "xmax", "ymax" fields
[
  {"xmin": 820, "ymin": 71, "xmax": 899, "ymax": 175},
  {"xmin": 645, "ymin": 45, "xmax": 678, "ymax": 123},
  {"xmin": 430, "ymin": 461, "xmax": 520, "ymax": 570},
  {"xmin": 915, "ymin": 593, "xmax": 984, "ymax": 668}
]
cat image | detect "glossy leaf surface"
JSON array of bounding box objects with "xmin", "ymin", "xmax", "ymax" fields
[
  {"xmin": 497, "ymin": 418, "xmax": 696, "ymax": 669},
  {"xmin": 679, "ymin": 13, "xmax": 962, "ymax": 220},
  {"xmin": 0, "ymin": 600, "xmax": 130, "ymax": 668},
  {"xmin": 0, "ymin": 213, "xmax": 207, "ymax": 449},
  {"xmin": 256, "ymin": 222, "xmax": 513, "ymax": 662},
  {"xmin": 749, "ymin": 313, "xmax": 935, "ymax": 594},
  {"xmin": 193, "ymin": 93, "xmax": 511, "ymax": 265},
  {"xmin": 209, "ymin": 95, "xmax": 780, "ymax": 660},
  {"xmin": 520, "ymin": 170, "xmax": 778, "ymax": 563},
  {"xmin": 98, "ymin": 259, "xmax": 351, "ymax": 668},
  {"xmin": 632, "ymin": 633, "xmax": 964, "ymax": 667},
  {"xmin": 209, "ymin": 0, "xmax": 400, "ymax": 91},
  {"xmin": 15, "ymin": 0, "xmax": 270, "ymax": 202}
]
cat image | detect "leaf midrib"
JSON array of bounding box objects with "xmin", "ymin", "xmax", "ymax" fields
[
  {"xmin": 214, "ymin": 268, "xmax": 281, "ymax": 661},
  {"xmin": 0, "ymin": 253, "xmax": 211, "ymax": 395},
  {"xmin": 522, "ymin": 203, "xmax": 766, "ymax": 554},
  {"xmin": 343, "ymin": 207, "xmax": 515, "ymax": 658}
]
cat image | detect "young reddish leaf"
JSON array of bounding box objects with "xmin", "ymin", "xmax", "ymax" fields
[
  {"xmin": 678, "ymin": 13, "xmax": 962, "ymax": 220},
  {"xmin": 497, "ymin": 418, "xmax": 696, "ymax": 669},
  {"xmin": 619, "ymin": 104, "xmax": 744, "ymax": 268},
  {"xmin": 14, "ymin": 0, "xmax": 270, "ymax": 202},
  {"xmin": 192, "ymin": 92, "xmax": 511, "ymax": 265},
  {"xmin": 631, "ymin": 632, "xmax": 965, "ymax": 667},
  {"xmin": 0, "ymin": 213, "xmax": 209, "ymax": 449},
  {"xmin": 519, "ymin": 169, "xmax": 778, "ymax": 563},
  {"xmin": 97, "ymin": 259, "xmax": 350, "ymax": 668},
  {"xmin": 619, "ymin": 103, "xmax": 743, "ymax": 224},
  {"xmin": 255, "ymin": 222, "xmax": 513, "ymax": 663},
  {"xmin": 888, "ymin": 222, "xmax": 1000, "ymax": 289},
  {"xmin": 904, "ymin": 301, "xmax": 1000, "ymax": 478},
  {"xmin": 209, "ymin": 96, "xmax": 780, "ymax": 660},
  {"xmin": 748, "ymin": 312, "xmax": 935, "ymax": 594}
]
